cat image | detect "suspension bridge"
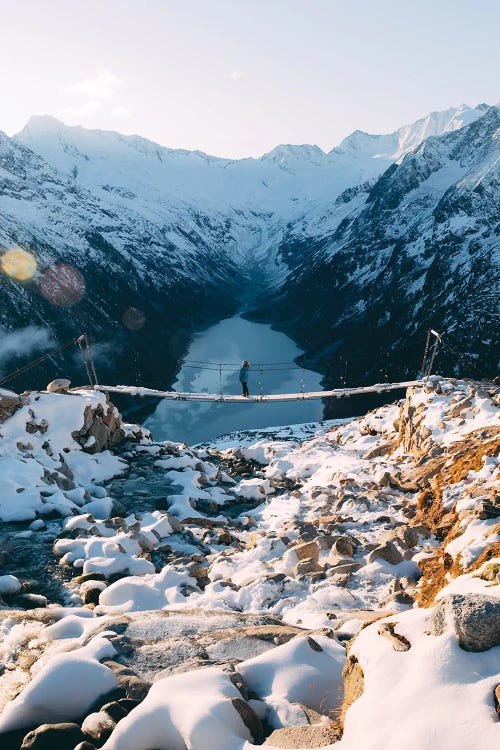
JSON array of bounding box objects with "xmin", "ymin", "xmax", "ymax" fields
[
  {"xmin": 91, "ymin": 380, "xmax": 424, "ymax": 402},
  {"xmin": 1, "ymin": 328, "xmax": 478, "ymax": 403}
]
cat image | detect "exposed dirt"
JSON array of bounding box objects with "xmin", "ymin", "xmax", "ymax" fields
[{"xmin": 403, "ymin": 428, "xmax": 500, "ymax": 607}]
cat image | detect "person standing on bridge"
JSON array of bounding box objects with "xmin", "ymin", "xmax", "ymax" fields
[{"xmin": 239, "ymin": 360, "xmax": 250, "ymax": 397}]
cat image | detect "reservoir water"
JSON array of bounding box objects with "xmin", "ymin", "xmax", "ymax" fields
[{"xmin": 145, "ymin": 316, "xmax": 324, "ymax": 444}]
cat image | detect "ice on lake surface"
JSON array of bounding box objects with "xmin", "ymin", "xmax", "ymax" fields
[{"xmin": 145, "ymin": 316, "xmax": 324, "ymax": 444}]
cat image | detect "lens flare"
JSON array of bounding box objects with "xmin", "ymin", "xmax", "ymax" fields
[
  {"xmin": 39, "ymin": 263, "xmax": 86, "ymax": 306},
  {"xmin": 1, "ymin": 248, "xmax": 37, "ymax": 281},
  {"xmin": 123, "ymin": 307, "xmax": 146, "ymax": 330}
]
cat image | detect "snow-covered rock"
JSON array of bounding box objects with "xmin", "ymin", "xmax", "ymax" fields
[
  {"xmin": 0, "ymin": 638, "xmax": 117, "ymax": 733},
  {"xmin": 0, "ymin": 389, "xmax": 127, "ymax": 522},
  {"xmin": 0, "ymin": 378, "xmax": 498, "ymax": 749}
]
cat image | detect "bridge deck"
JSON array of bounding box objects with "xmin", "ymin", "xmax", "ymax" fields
[{"xmin": 92, "ymin": 380, "xmax": 423, "ymax": 403}]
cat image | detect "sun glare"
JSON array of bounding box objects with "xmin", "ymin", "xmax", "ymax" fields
[
  {"xmin": 1, "ymin": 248, "xmax": 37, "ymax": 281},
  {"xmin": 38, "ymin": 263, "xmax": 86, "ymax": 306}
]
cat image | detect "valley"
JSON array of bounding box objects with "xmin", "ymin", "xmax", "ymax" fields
[{"xmin": 1, "ymin": 103, "xmax": 498, "ymax": 424}]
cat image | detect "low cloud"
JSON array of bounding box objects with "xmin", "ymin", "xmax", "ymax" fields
[
  {"xmin": 62, "ymin": 69, "xmax": 131, "ymax": 126},
  {"xmin": 0, "ymin": 327, "xmax": 54, "ymax": 371},
  {"xmin": 226, "ymin": 71, "xmax": 244, "ymax": 82},
  {"xmin": 66, "ymin": 69, "xmax": 124, "ymax": 100},
  {"xmin": 63, "ymin": 101, "xmax": 131, "ymax": 121}
]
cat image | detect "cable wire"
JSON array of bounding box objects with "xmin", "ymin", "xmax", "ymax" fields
[{"xmin": 0, "ymin": 337, "xmax": 77, "ymax": 388}]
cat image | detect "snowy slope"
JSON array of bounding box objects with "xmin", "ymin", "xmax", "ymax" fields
[
  {"xmin": 0, "ymin": 378, "xmax": 498, "ymax": 749},
  {"xmin": 0, "ymin": 130, "xmax": 245, "ymax": 392}
]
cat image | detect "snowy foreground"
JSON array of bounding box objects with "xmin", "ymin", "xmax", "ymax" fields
[{"xmin": 0, "ymin": 378, "xmax": 499, "ymax": 749}]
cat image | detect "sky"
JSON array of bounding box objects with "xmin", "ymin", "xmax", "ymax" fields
[{"xmin": 0, "ymin": 0, "xmax": 498, "ymax": 158}]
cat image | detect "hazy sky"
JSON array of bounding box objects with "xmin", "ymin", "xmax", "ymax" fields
[{"xmin": 1, "ymin": 0, "xmax": 498, "ymax": 157}]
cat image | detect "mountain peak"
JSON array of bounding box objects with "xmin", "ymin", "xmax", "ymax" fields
[
  {"xmin": 260, "ymin": 143, "xmax": 327, "ymax": 165},
  {"xmin": 19, "ymin": 114, "xmax": 68, "ymax": 136}
]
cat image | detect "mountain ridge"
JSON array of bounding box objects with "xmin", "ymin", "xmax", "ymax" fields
[{"xmin": 17, "ymin": 101, "xmax": 491, "ymax": 163}]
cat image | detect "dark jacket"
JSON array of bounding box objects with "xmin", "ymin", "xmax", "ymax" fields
[{"xmin": 239, "ymin": 365, "xmax": 250, "ymax": 383}]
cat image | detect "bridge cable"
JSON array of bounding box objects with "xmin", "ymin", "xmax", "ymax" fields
[
  {"xmin": 439, "ymin": 338, "xmax": 488, "ymax": 380},
  {"xmin": 0, "ymin": 337, "xmax": 78, "ymax": 388}
]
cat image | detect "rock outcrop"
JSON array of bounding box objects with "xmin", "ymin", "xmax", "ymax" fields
[
  {"xmin": 71, "ymin": 398, "xmax": 124, "ymax": 453},
  {"xmin": 0, "ymin": 388, "xmax": 22, "ymax": 423},
  {"xmin": 430, "ymin": 594, "xmax": 500, "ymax": 652}
]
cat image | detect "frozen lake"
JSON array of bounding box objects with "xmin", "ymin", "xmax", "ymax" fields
[{"xmin": 145, "ymin": 316, "xmax": 324, "ymax": 444}]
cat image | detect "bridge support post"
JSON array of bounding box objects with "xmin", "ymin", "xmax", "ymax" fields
[{"xmin": 426, "ymin": 330, "xmax": 441, "ymax": 377}]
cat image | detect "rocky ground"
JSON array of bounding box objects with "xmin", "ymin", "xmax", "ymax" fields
[{"xmin": 0, "ymin": 376, "xmax": 498, "ymax": 749}]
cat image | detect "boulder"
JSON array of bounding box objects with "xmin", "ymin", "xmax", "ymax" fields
[
  {"xmin": 364, "ymin": 442, "xmax": 392, "ymax": 460},
  {"xmin": 264, "ymin": 721, "xmax": 341, "ymax": 747},
  {"xmin": 378, "ymin": 622, "xmax": 411, "ymax": 651},
  {"xmin": 13, "ymin": 593, "xmax": 48, "ymax": 609},
  {"xmin": 327, "ymin": 561, "xmax": 362, "ymax": 575},
  {"xmin": 46, "ymin": 379, "xmax": 71, "ymax": 394},
  {"xmin": 82, "ymin": 587, "xmax": 104, "ymax": 606},
  {"xmin": 100, "ymin": 701, "xmax": 128, "ymax": 722},
  {"xmin": 330, "ymin": 536, "xmax": 356, "ymax": 557},
  {"xmin": 296, "ymin": 523, "xmax": 318, "ymax": 543},
  {"xmin": 340, "ymin": 653, "xmax": 364, "ymax": 726},
  {"xmin": 0, "ymin": 388, "xmax": 21, "ymax": 423},
  {"xmin": 20, "ymin": 722, "xmax": 85, "ymax": 749},
  {"xmin": 494, "ymin": 684, "xmax": 500, "ymax": 714},
  {"xmin": 430, "ymin": 594, "xmax": 500, "ymax": 651},
  {"xmin": 117, "ymin": 698, "xmax": 142, "ymax": 712},
  {"xmin": 186, "ymin": 561, "xmax": 208, "ymax": 579},
  {"xmin": 366, "ymin": 541, "xmax": 403, "ymax": 566},
  {"xmin": 116, "ymin": 674, "xmax": 151, "ymax": 701},
  {"xmin": 72, "ymin": 403, "xmax": 124, "ymax": 453},
  {"xmin": 295, "ymin": 557, "xmax": 322, "ymax": 576},
  {"xmin": 81, "ymin": 711, "xmax": 116, "ymax": 743},
  {"xmin": 382, "ymin": 526, "xmax": 419, "ymax": 550},
  {"xmin": 230, "ymin": 698, "xmax": 264, "ymax": 743},
  {"xmin": 167, "ymin": 513, "xmax": 183, "ymax": 533},
  {"xmin": 293, "ymin": 541, "xmax": 319, "ymax": 562},
  {"xmin": 215, "ymin": 528, "xmax": 232, "ymax": 545},
  {"xmin": 396, "ymin": 526, "xmax": 419, "ymax": 549},
  {"xmin": 0, "ymin": 388, "xmax": 21, "ymax": 407}
]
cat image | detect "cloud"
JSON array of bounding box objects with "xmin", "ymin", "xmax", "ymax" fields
[
  {"xmin": 62, "ymin": 101, "xmax": 131, "ymax": 121},
  {"xmin": 61, "ymin": 69, "xmax": 131, "ymax": 125},
  {"xmin": 0, "ymin": 326, "xmax": 54, "ymax": 371},
  {"xmin": 66, "ymin": 69, "xmax": 124, "ymax": 100},
  {"xmin": 226, "ymin": 71, "xmax": 244, "ymax": 82}
]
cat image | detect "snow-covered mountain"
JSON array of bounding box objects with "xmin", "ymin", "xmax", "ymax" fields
[
  {"xmin": 16, "ymin": 103, "xmax": 489, "ymax": 219},
  {"xmin": 0, "ymin": 102, "xmax": 498, "ymax": 399},
  {"xmin": 0, "ymin": 129, "xmax": 244, "ymax": 396},
  {"xmin": 261, "ymin": 105, "xmax": 500, "ymax": 411}
]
